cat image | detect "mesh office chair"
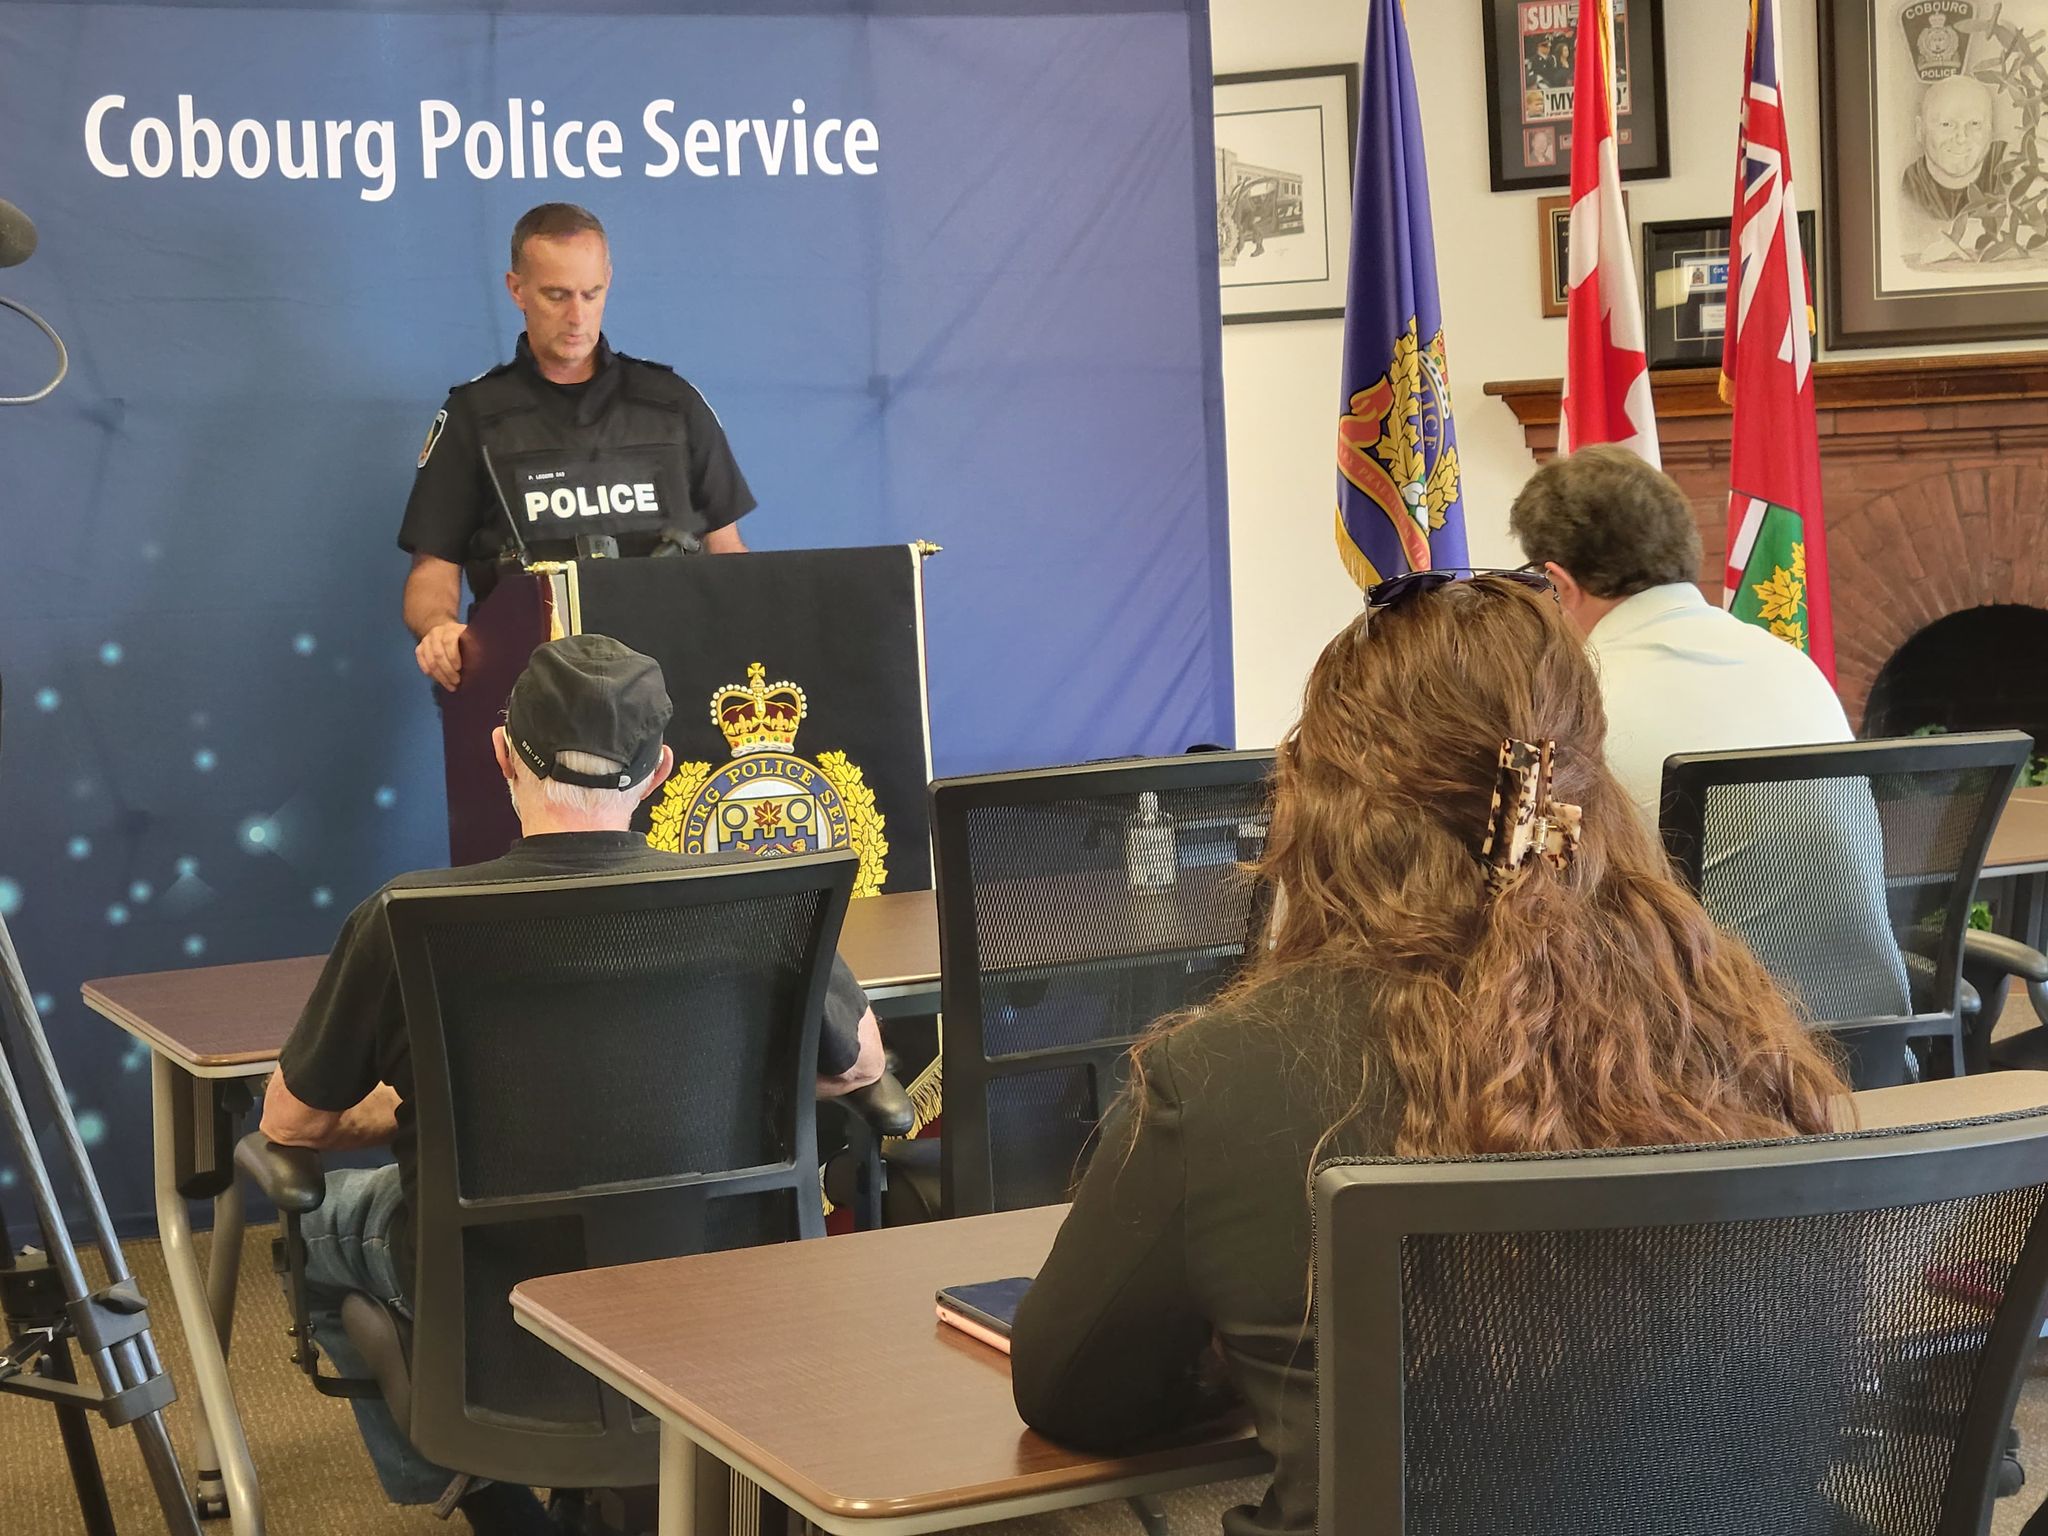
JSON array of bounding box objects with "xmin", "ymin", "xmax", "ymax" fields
[
  {"xmin": 1316, "ymin": 1108, "xmax": 2048, "ymax": 1536},
  {"xmin": 1661, "ymin": 732, "xmax": 2031, "ymax": 1089},
  {"xmin": 915, "ymin": 751, "xmax": 1274, "ymax": 1217},
  {"xmin": 239, "ymin": 851, "xmax": 856, "ymax": 1499}
]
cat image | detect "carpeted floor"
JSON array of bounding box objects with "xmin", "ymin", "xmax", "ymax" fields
[
  {"xmin": 1, "ymin": 1224, "xmax": 450, "ymax": 1535},
  {"xmin": 2, "ymin": 1225, "xmax": 2045, "ymax": 1535}
]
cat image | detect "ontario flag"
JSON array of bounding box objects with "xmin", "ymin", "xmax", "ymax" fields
[
  {"xmin": 1722, "ymin": 0, "xmax": 1832, "ymax": 677},
  {"xmin": 1335, "ymin": 0, "xmax": 1468, "ymax": 587},
  {"xmin": 1558, "ymin": 0, "xmax": 1659, "ymax": 465}
]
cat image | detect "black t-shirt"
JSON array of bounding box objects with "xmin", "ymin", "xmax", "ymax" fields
[
  {"xmin": 397, "ymin": 334, "xmax": 756, "ymax": 601},
  {"xmin": 276, "ymin": 830, "xmax": 868, "ymax": 1295}
]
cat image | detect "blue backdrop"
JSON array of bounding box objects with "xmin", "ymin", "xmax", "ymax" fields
[{"xmin": 0, "ymin": 0, "xmax": 1229, "ymax": 1230}]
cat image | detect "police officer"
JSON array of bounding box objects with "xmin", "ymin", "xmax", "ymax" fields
[{"xmin": 399, "ymin": 203, "xmax": 754, "ymax": 690}]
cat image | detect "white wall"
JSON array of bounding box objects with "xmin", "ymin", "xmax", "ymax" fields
[{"xmin": 1211, "ymin": 0, "xmax": 1827, "ymax": 745}]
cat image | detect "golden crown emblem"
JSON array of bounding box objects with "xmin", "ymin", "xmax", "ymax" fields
[{"xmin": 712, "ymin": 662, "xmax": 807, "ymax": 756}]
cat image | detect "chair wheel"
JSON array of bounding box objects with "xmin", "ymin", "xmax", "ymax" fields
[
  {"xmin": 195, "ymin": 1490, "xmax": 230, "ymax": 1520},
  {"xmin": 2000, "ymin": 1459, "xmax": 2025, "ymax": 1497}
]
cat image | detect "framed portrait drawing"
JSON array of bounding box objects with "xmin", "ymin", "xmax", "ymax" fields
[
  {"xmin": 1214, "ymin": 66, "xmax": 1358, "ymax": 323},
  {"xmin": 1820, "ymin": 0, "xmax": 2048, "ymax": 347},
  {"xmin": 1538, "ymin": 190, "xmax": 1630, "ymax": 316},
  {"xmin": 1639, "ymin": 212, "xmax": 1817, "ymax": 369},
  {"xmin": 1481, "ymin": 0, "xmax": 1670, "ymax": 193}
]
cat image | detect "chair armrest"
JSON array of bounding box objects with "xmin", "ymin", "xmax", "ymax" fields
[
  {"xmin": 1963, "ymin": 930, "xmax": 2048, "ymax": 985},
  {"xmin": 234, "ymin": 1133, "xmax": 328, "ymax": 1213},
  {"xmin": 841, "ymin": 1072, "xmax": 916, "ymax": 1138}
]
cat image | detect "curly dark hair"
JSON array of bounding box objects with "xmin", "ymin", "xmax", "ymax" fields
[
  {"xmin": 510, "ymin": 203, "xmax": 607, "ymax": 272},
  {"xmin": 1508, "ymin": 445, "xmax": 1703, "ymax": 598}
]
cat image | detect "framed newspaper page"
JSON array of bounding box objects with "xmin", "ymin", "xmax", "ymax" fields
[{"xmin": 1482, "ymin": 0, "xmax": 1669, "ymax": 193}]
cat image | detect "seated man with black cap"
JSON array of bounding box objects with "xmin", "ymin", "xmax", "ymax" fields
[{"xmin": 257, "ymin": 633, "xmax": 886, "ymax": 1535}]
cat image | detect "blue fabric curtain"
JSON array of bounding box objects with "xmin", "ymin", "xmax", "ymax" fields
[{"xmin": 0, "ymin": 0, "xmax": 1228, "ymax": 1229}]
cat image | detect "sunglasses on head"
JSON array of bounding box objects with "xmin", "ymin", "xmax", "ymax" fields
[{"xmin": 1363, "ymin": 564, "xmax": 1554, "ymax": 616}]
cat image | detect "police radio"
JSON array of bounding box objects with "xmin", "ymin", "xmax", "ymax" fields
[
  {"xmin": 0, "ymin": 198, "xmax": 66, "ymax": 407},
  {"xmin": 651, "ymin": 526, "xmax": 703, "ymax": 557}
]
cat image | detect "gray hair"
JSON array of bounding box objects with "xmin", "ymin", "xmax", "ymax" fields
[{"xmin": 510, "ymin": 748, "xmax": 652, "ymax": 818}]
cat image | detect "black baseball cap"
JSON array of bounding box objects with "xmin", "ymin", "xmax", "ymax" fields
[{"xmin": 506, "ymin": 635, "xmax": 672, "ymax": 789}]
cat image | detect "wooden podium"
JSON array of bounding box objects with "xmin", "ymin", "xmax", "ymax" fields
[{"xmin": 440, "ymin": 548, "xmax": 934, "ymax": 894}]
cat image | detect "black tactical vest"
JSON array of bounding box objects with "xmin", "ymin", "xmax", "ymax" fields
[{"xmin": 460, "ymin": 343, "xmax": 708, "ymax": 583}]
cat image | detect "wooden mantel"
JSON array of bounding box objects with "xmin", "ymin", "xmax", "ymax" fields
[
  {"xmin": 1483, "ymin": 350, "xmax": 2048, "ymax": 465},
  {"xmin": 1482, "ymin": 349, "xmax": 2048, "ymax": 728}
]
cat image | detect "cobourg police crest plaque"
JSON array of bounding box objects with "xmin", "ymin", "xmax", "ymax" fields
[{"xmin": 647, "ymin": 661, "xmax": 889, "ymax": 896}]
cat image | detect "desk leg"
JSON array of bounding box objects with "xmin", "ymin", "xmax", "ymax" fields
[
  {"xmin": 656, "ymin": 1425, "xmax": 741, "ymax": 1536},
  {"xmin": 190, "ymin": 1167, "xmax": 247, "ymax": 1502},
  {"xmin": 153, "ymin": 1057, "xmax": 264, "ymax": 1535},
  {"xmin": 657, "ymin": 1423, "xmax": 697, "ymax": 1536}
]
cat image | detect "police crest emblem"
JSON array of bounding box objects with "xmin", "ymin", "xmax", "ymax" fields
[
  {"xmin": 1337, "ymin": 317, "xmax": 1460, "ymax": 579},
  {"xmin": 1902, "ymin": 2, "xmax": 1972, "ymax": 84},
  {"xmin": 647, "ymin": 662, "xmax": 889, "ymax": 896}
]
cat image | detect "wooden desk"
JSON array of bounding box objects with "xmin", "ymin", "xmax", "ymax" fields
[
  {"xmin": 1979, "ymin": 786, "xmax": 2048, "ymax": 965},
  {"xmin": 78, "ymin": 886, "xmax": 940, "ymax": 1536},
  {"xmin": 511, "ymin": 1206, "xmax": 1266, "ymax": 1536},
  {"xmin": 1836, "ymin": 1070, "xmax": 2048, "ymax": 1130},
  {"xmin": 843, "ymin": 890, "xmax": 942, "ymax": 1012},
  {"xmin": 84, "ymin": 955, "xmax": 325, "ymax": 1079},
  {"xmin": 1985, "ymin": 786, "xmax": 2048, "ymax": 879}
]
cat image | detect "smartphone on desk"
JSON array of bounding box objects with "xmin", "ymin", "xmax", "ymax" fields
[{"xmin": 936, "ymin": 1276, "xmax": 1033, "ymax": 1355}]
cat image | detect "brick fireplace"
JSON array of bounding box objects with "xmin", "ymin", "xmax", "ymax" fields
[{"xmin": 1485, "ymin": 352, "xmax": 2048, "ymax": 733}]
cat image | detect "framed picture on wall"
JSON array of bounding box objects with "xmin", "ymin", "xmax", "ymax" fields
[
  {"xmin": 1819, "ymin": 0, "xmax": 2048, "ymax": 348},
  {"xmin": 1539, "ymin": 194, "xmax": 1573, "ymax": 316},
  {"xmin": 1214, "ymin": 65, "xmax": 1358, "ymax": 323},
  {"xmin": 1639, "ymin": 212, "xmax": 1818, "ymax": 369},
  {"xmin": 1538, "ymin": 189, "xmax": 1630, "ymax": 316},
  {"xmin": 1481, "ymin": 0, "xmax": 1670, "ymax": 193}
]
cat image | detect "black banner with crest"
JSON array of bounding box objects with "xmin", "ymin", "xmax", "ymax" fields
[{"xmin": 574, "ymin": 547, "xmax": 931, "ymax": 895}]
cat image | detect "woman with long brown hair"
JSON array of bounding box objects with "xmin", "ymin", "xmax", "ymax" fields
[{"xmin": 1008, "ymin": 573, "xmax": 1847, "ymax": 1536}]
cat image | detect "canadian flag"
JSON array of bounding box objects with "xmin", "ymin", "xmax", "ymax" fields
[{"xmin": 1558, "ymin": 0, "xmax": 1659, "ymax": 467}]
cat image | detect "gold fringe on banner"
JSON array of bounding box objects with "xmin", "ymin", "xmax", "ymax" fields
[{"xmin": 905, "ymin": 1052, "xmax": 944, "ymax": 1138}]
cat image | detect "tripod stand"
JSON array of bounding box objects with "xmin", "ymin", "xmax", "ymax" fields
[
  {"xmin": 0, "ymin": 210, "xmax": 189, "ymax": 1529},
  {"xmin": 0, "ymin": 908, "xmax": 202, "ymax": 1534}
]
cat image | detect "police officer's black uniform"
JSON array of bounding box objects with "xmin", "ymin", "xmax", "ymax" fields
[{"xmin": 398, "ymin": 332, "xmax": 755, "ymax": 603}]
